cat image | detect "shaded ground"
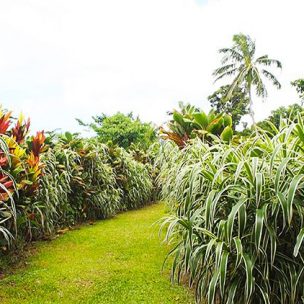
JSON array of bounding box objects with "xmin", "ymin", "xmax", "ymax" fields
[{"xmin": 0, "ymin": 203, "xmax": 194, "ymax": 304}]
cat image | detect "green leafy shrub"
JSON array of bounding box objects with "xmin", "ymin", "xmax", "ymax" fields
[
  {"xmin": 78, "ymin": 112, "xmax": 156, "ymax": 151},
  {"xmin": 160, "ymin": 102, "xmax": 233, "ymax": 148}
]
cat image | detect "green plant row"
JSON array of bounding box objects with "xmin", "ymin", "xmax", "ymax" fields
[
  {"xmin": 0, "ymin": 110, "xmax": 155, "ymax": 252},
  {"xmin": 158, "ymin": 117, "xmax": 304, "ymax": 304}
]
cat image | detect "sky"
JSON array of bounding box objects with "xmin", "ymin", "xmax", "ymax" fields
[{"xmin": 0, "ymin": 0, "xmax": 303, "ymax": 133}]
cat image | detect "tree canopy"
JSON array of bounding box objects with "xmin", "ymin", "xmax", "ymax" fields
[
  {"xmin": 291, "ymin": 79, "xmax": 304, "ymax": 105},
  {"xmin": 88, "ymin": 112, "xmax": 156, "ymax": 150}
]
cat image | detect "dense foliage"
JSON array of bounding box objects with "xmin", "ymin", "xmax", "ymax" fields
[
  {"xmin": 158, "ymin": 115, "xmax": 304, "ymax": 303},
  {"xmin": 0, "ymin": 109, "xmax": 155, "ymax": 253},
  {"xmin": 80, "ymin": 112, "xmax": 156, "ymax": 150}
]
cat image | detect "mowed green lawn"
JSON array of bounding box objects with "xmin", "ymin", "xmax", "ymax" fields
[{"xmin": 0, "ymin": 203, "xmax": 194, "ymax": 304}]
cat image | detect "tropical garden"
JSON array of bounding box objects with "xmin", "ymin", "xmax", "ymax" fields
[{"xmin": 1, "ymin": 33, "xmax": 304, "ymax": 303}]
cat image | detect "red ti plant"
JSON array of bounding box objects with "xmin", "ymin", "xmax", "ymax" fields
[
  {"xmin": 11, "ymin": 114, "xmax": 31, "ymax": 144},
  {"xmin": 0, "ymin": 110, "xmax": 12, "ymax": 134},
  {"xmin": 32, "ymin": 131, "xmax": 46, "ymax": 158},
  {"xmin": 26, "ymin": 131, "xmax": 46, "ymax": 193},
  {"xmin": 28, "ymin": 131, "xmax": 46, "ymax": 167}
]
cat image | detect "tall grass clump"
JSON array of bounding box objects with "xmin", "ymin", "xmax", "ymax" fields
[{"xmin": 159, "ymin": 117, "xmax": 304, "ymax": 303}]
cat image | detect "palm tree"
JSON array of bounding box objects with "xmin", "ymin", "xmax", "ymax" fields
[{"xmin": 213, "ymin": 33, "xmax": 282, "ymax": 125}]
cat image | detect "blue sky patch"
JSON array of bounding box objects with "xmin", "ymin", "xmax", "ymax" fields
[{"xmin": 195, "ymin": 0, "xmax": 208, "ymax": 5}]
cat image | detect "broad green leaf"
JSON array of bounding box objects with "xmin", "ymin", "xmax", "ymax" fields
[
  {"xmin": 193, "ymin": 112, "xmax": 209, "ymax": 129},
  {"xmin": 223, "ymin": 114, "xmax": 232, "ymax": 127},
  {"xmin": 221, "ymin": 126, "xmax": 233, "ymax": 142},
  {"xmin": 172, "ymin": 111, "xmax": 186, "ymax": 128}
]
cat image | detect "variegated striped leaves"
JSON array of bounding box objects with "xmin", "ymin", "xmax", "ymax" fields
[{"xmin": 159, "ymin": 117, "xmax": 304, "ymax": 303}]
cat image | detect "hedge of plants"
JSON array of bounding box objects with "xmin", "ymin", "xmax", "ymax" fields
[
  {"xmin": 0, "ymin": 108, "xmax": 154, "ymax": 253},
  {"xmin": 158, "ymin": 115, "xmax": 304, "ymax": 303}
]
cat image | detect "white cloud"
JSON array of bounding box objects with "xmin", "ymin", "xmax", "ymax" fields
[{"xmin": 0, "ymin": 0, "xmax": 303, "ymax": 132}]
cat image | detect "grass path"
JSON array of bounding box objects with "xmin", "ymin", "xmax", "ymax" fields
[{"xmin": 0, "ymin": 203, "xmax": 194, "ymax": 304}]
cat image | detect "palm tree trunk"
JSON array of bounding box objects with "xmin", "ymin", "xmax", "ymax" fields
[{"xmin": 248, "ymin": 85, "xmax": 256, "ymax": 126}]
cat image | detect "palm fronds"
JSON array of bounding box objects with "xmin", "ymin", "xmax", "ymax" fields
[{"xmin": 213, "ymin": 33, "xmax": 282, "ymax": 125}]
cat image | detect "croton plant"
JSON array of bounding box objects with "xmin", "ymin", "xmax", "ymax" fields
[{"xmin": 0, "ymin": 108, "xmax": 46, "ymax": 201}]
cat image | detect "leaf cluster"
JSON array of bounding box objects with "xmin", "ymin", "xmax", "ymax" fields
[{"xmin": 160, "ymin": 102, "xmax": 233, "ymax": 148}]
